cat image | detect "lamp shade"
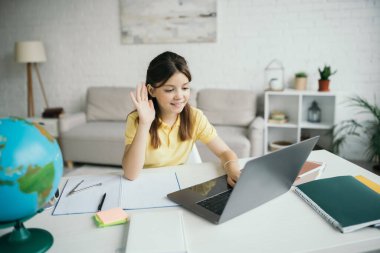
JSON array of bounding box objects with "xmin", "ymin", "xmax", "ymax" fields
[{"xmin": 15, "ymin": 41, "xmax": 47, "ymax": 63}]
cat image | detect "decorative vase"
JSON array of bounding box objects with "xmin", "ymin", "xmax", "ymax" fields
[
  {"xmin": 295, "ymin": 77, "xmax": 307, "ymax": 90},
  {"xmin": 269, "ymin": 78, "xmax": 284, "ymax": 91},
  {"xmin": 318, "ymin": 80, "xmax": 330, "ymax": 92}
]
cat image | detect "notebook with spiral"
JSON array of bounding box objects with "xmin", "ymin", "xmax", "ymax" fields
[{"xmin": 294, "ymin": 175, "xmax": 380, "ymax": 233}]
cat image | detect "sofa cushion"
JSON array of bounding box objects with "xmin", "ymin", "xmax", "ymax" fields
[
  {"xmin": 196, "ymin": 125, "xmax": 251, "ymax": 162},
  {"xmin": 197, "ymin": 89, "xmax": 256, "ymax": 127},
  {"xmin": 215, "ymin": 126, "xmax": 250, "ymax": 151},
  {"xmin": 87, "ymin": 87, "xmax": 135, "ymax": 121},
  {"xmin": 61, "ymin": 121, "xmax": 124, "ymax": 141},
  {"xmin": 60, "ymin": 121, "xmax": 125, "ymax": 165}
]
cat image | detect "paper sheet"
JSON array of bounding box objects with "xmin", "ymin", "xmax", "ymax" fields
[{"xmin": 120, "ymin": 172, "xmax": 180, "ymax": 209}]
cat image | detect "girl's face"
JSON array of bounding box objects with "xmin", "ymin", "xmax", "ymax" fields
[{"xmin": 149, "ymin": 72, "xmax": 190, "ymax": 117}]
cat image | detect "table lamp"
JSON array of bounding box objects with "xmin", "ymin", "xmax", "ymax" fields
[{"xmin": 15, "ymin": 41, "xmax": 50, "ymax": 117}]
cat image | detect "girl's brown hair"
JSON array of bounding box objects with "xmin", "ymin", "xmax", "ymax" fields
[{"xmin": 145, "ymin": 51, "xmax": 193, "ymax": 148}]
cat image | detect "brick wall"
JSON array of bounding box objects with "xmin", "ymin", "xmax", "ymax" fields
[{"xmin": 0, "ymin": 0, "xmax": 379, "ymax": 160}]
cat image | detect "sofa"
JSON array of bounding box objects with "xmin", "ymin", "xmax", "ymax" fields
[{"xmin": 59, "ymin": 87, "xmax": 264, "ymax": 167}]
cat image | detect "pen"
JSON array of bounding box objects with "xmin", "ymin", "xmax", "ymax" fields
[
  {"xmin": 67, "ymin": 179, "xmax": 84, "ymax": 196},
  {"xmin": 55, "ymin": 189, "xmax": 60, "ymax": 198},
  {"xmin": 98, "ymin": 193, "xmax": 107, "ymax": 211},
  {"xmin": 72, "ymin": 182, "xmax": 102, "ymax": 195}
]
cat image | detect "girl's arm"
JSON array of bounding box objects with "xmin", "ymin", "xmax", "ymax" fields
[
  {"xmin": 122, "ymin": 123, "xmax": 150, "ymax": 180},
  {"xmin": 205, "ymin": 137, "xmax": 241, "ymax": 187},
  {"xmin": 122, "ymin": 84, "xmax": 155, "ymax": 180}
]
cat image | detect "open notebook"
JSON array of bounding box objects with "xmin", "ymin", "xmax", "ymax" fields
[{"xmin": 53, "ymin": 172, "xmax": 180, "ymax": 215}]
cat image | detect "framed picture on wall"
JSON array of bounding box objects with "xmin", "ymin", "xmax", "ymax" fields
[{"xmin": 119, "ymin": 0, "xmax": 217, "ymax": 44}]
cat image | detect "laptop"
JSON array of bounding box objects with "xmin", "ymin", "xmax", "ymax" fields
[{"xmin": 167, "ymin": 136, "xmax": 319, "ymax": 224}]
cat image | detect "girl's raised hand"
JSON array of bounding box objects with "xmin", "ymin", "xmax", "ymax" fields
[{"xmin": 130, "ymin": 83, "xmax": 155, "ymax": 126}]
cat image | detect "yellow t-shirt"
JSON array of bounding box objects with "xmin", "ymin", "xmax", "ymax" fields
[{"xmin": 124, "ymin": 106, "xmax": 217, "ymax": 168}]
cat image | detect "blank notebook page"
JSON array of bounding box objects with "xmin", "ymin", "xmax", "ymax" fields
[{"xmin": 125, "ymin": 210, "xmax": 187, "ymax": 253}]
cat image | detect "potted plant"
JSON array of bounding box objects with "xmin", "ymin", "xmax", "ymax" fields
[
  {"xmin": 294, "ymin": 72, "xmax": 308, "ymax": 90},
  {"xmin": 331, "ymin": 96, "xmax": 380, "ymax": 170},
  {"xmin": 318, "ymin": 65, "xmax": 337, "ymax": 91}
]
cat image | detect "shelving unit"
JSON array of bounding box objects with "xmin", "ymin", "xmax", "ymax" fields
[{"xmin": 264, "ymin": 89, "xmax": 336, "ymax": 154}]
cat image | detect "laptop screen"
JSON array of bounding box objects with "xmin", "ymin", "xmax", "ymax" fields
[{"xmin": 187, "ymin": 175, "xmax": 232, "ymax": 198}]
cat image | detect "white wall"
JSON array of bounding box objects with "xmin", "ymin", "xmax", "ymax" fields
[{"xmin": 0, "ymin": 0, "xmax": 379, "ymax": 160}]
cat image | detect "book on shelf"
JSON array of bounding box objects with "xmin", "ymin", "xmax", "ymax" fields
[
  {"xmin": 293, "ymin": 161, "xmax": 325, "ymax": 186},
  {"xmin": 294, "ymin": 175, "xmax": 380, "ymax": 233},
  {"xmin": 268, "ymin": 118, "xmax": 288, "ymax": 124},
  {"xmin": 268, "ymin": 111, "xmax": 288, "ymax": 124}
]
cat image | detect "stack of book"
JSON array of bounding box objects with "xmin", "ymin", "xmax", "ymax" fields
[
  {"xmin": 293, "ymin": 161, "xmax": 325, "ymax": 186},
  {"xmin": 268, "ymin": 111, "xmax": 288, "ymax": 124},
  {"xmin": 295, "ymin": 175, "xmax": 380, "ymax": 233}
]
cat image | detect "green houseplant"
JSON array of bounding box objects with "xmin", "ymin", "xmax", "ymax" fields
[
  {"xmin": 294, "ymin": 72, "xmax": 308, "ymax": 90},
  {"xmin": 332, "ymin": 96, "xmax": 380, "ymax": 170},
  {"xmin": 295, "ymin": 72, "xmax": 307, "ymax": 78},
  {"xmin": 318, "ymin": 65, "xmax": 337, "ymax": 91}
]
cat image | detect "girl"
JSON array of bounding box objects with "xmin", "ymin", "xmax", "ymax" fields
[{"xmin": 122, "ymin": 51, "xmax": 241, "ymax": 186}]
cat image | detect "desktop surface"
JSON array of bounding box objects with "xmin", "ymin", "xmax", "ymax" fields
[{"xmin": 1, "ymin": 150, "xmax": 380, "ymax": 253}]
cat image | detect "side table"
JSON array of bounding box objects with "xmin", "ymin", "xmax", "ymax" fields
[{"xmin": 28, "ymin": 117, "xmax": 59, "ymax": 138}]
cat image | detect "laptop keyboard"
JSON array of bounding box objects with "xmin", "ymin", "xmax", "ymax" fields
[{"xmin": 196, "ymin": 190, "xmax": 232, "ymax": 215}]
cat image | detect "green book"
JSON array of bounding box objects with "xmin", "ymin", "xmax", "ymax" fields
[{"xmin": 294, "ymin": 175, "xmax": 380, "ymax": 233}]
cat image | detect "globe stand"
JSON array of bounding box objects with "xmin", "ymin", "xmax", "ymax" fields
[{"xmin": 0, "ymin": 210, "xmax": 53, "ymax": 253}]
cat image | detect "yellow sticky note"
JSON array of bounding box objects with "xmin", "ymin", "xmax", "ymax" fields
[
  {"xmin": 96, "ymin": 207, "xmax": 129, "ymax": 225},
  {"xmin": 355, "ymin": 175, "xmax": 380, "ymax": 194}
]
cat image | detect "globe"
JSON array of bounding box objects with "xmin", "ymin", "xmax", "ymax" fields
[{"xmin": 0, "ymin": 117, "xmax": 63, "ymax": 252}]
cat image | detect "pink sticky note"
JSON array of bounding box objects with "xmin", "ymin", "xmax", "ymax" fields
[{"xmin": 96, "ymin": 207, "xmax": 129, "ymax": 224}]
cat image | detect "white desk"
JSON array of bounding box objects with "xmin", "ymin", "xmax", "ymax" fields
[{"xmin": 1, "ymin": 150, "xmax": 380, "ymax": 253}]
